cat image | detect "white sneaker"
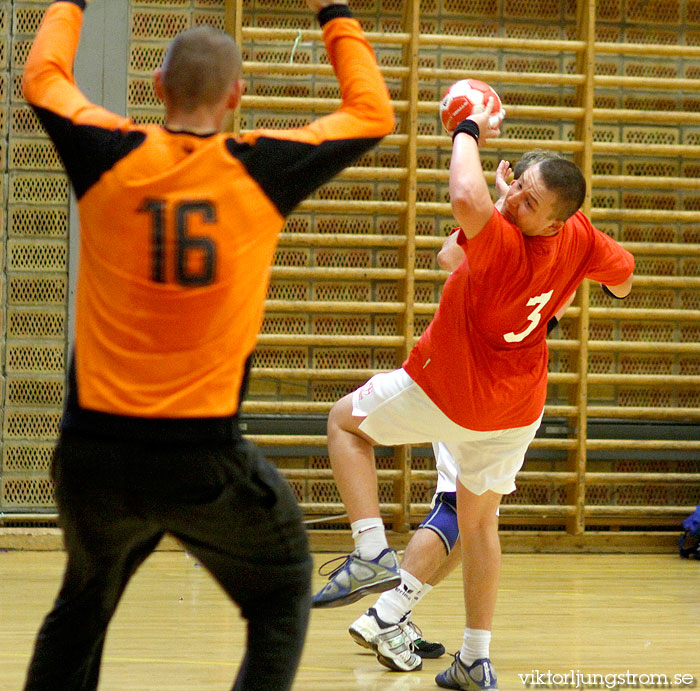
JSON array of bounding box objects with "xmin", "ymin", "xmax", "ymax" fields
[
  {"xmin": 348, "ymin": 608, "xmax": 422, "ymax": 672},
  {"xmin": 350, "ymin": 609, "xmax": 445, "ymax": 659}
]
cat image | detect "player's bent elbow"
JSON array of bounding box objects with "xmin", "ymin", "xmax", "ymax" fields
[
  {"xmin": 605, "ymin": 273, "xmax": 634, "ymax": 298},
  {"xmin": 21, "ymin": 71, "xmax": 38, "ymax": 104},
  {"xmin": 21, "ymin": 60, "xmax": 50, "ymax": 106},
  {"xmin": 437, "ymin": 246, "xmax": 462, "ymax": 273},
  {"xmin": 376, "ymin": 112, "xmax": 395, "ymax": 138},
  {"xmin": 436, "ymin": 249, "xmax": 450, "ymax": 271},
  {"xmin": 361, "ymin": 99, "xmax": 395, "ymax": 138},
  {"xmin": 378, "ymin": 99, "xmax": 396, "ymax": 134}
]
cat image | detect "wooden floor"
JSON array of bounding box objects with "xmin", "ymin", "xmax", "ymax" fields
[{"xmin": 1, "ymin": 550, "xmax": 698, "ymax": 690}]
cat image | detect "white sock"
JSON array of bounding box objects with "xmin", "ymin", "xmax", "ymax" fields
[
  {"xmin": 409, "ymin": 582, "xmax": 433, "ymax": 613},
  {"xmin": 374, "ymin": 569, "xmax": 423, "ymax": 624},
  {"xmin": 460, "ymin": 628, "xmax": 491, "ymax": 666},
  {"xmin": 350, "ymin": 518, "xmax": 387, "ymax": 561}
]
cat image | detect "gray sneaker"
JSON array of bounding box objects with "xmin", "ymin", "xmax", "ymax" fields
[
  {"xmin": 311, "ymin": 548, "xmax": 400, "ymax": 608},
  {"xmin": 436, "ymin": 654, "xmax": 498, "ymax": 690}
]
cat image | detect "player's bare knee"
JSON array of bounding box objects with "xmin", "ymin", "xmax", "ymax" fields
[
  {"xmin": 327, "ymin": 395, "xmax": 354, "ymax": 434},
  {"xmin": 328, "ymin": 394, "xmax": 375, "ymax": 444}
]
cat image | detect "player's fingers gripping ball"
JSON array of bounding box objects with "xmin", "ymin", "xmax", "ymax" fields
[{"xmin": 440, "ymin": 79, "xmax": 503, "ymax": 133}]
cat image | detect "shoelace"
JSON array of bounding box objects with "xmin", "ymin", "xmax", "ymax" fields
[
  {"xmin": 400, "ymin": 619, "xmax": 423, "ymax": 643},
  {"xmin": 316, "ymin": 554, "xmax": 352, "ymax": 578},
  {"xmin": 446, "ymin": 652, "xmax": 483, "ymax": 684},
  {"xmin": 447, "ymin": 651, "xmax": 463, "ymax": 672}
]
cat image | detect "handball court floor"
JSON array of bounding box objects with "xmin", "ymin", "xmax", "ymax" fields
[{"xmin": 1, "ymin": 550, "xmax": 697, "ymax": 690}]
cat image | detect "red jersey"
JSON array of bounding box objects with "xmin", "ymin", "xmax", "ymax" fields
[
  {"xmin": 404, "ymin": 208, "xmax": 634, "ymax": 431},
  {"xmin": 23, "ymin": 1, "xmax": 394, "ymax": 440}
]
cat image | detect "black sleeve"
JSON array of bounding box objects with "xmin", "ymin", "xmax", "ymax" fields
[
  {"xmin": 226, "ymin": 135, "xmax": 383, "ymax": 217},
  {"xmin": 31, "ymin": 107, "xmax": 146, "ymax": 200}
]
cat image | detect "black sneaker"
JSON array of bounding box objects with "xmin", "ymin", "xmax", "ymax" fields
[{"xmin": 400, "ymin": 619, "xmax": 445, "ymax": 658}]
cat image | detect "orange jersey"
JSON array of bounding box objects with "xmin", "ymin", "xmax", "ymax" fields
[
  {"xmin": 23, "ymin": 1, "xmax": 394, "ymax": 439},
  {"xmin": 404, "ymin": 208, "xmax": 634, "ymax": 431}
]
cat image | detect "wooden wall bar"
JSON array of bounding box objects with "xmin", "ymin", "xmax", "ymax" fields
[{"xmin": 1, "ymin": 1, "xmax": 698, "ymax": 548}]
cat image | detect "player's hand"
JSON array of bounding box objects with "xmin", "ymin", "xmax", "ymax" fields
[
  {"xmin": 467, "ymin": 97, "xmax": 502, "ymax": 143},
  {"xmin": 307, "ymin": 0, "xmax": 349, "ymax": 10},
  {"xmin": 495, "ymin": 159, "xmax": 512, "ymax": 197}
]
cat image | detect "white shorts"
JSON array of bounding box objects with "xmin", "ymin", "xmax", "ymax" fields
[{"xmin": 352, "ymin": 369, "xmax": 542, "ymax": 496}]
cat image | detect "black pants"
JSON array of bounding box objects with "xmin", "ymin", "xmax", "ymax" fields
[{"xmin": 24, "ymin": 431, "xmax": 312, "ymax": 691}]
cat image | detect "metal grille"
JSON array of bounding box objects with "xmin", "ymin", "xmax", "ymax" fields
[
  {"xmin": 1, "ymin": 0, "xmax": 9, "ymax": 511},
  {"xmin": 2, "ymin": 0, "xmax": 67, "ymax": 512},
  {"xmin": 1, "ymin": 0, "xmax": 698, "ymax": 535}
]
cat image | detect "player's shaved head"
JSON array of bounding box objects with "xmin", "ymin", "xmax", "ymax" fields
[{"xmin": 161, "ymin": 25, "xmax": 241, "ymax": 112}]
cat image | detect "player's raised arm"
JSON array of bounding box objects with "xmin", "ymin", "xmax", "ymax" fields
[
  {"xmin": 236, "ymin": 1, "xmax": 394, "ymax": 216},
  {"xmin": 448, "ymin": 98, "xmax": 503, "ymax": 240},
  {"xmin": 22, "ymin": 0, "xmax": 135, "ymax": 199},
  {"xmin": 22, "ymin": 0, "xmax": 126, "ymax": 130},
  {"xmin": 304, "ymin": 0, "xmax": 392, "ymax": 142}
]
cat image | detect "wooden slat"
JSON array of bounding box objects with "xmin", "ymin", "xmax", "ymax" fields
[
  {"xmin": 587, "ymin": 374, "xmax": 700, "ymax": 386},
  {"xmin": 242, "ymin": 27, "xmax": 411, "ymax": 45},
  {"xmin": 270, "ymin": 266, "xmax": 405, "ymax": 280},
  {"xmin": 587, "ymin": 341, "xmax": 700, "ymax": 354},
  {"xmin": 586, "ymin": 440, "xmax": 700, "ymax": 451},
  {"xmin": 585, "ymin": 505, "xmax": 697, "ymax": 516},
  {"xmin": 255, "ymin": 334, "xmax": 404, "ymax": 346},
  {"xmin": 278, "ymin": 232, "xmax": 406, "ymax": 246},
  {"xmin": 264, "ymin": 300, "xmax": 405, "ymax": 314},
  {"xmin": 586, "ymin": 406, "xmax": 700, "ymax": 420},
  {"xmin": 587, "ymin": 308, "xmax": 700, "ymax": 321},
  {"xmin": 585, "ymin": 472, "xmax": 700, "ymax": 483}
]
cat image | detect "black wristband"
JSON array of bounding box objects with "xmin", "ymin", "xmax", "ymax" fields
[
  {"xmin": 601, "ymin": 284, "xmax": 626, "ymax": 299},
  {"xmin": 452, "ymin": 119, "xmax": 480, "ymax": 144},
  {"xmin": 55, "ymin": 0, "xmax": 87, "ymax": 8},
  {"xmin": 546, "ymin": 316, "xmax": 559, "ymax": 335},
  {"xmin": 318, "ymin": 4, "xmax": 354, "ymax": 26}
]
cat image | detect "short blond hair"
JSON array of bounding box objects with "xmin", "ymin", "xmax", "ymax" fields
[{"xmin": 161, "ymin": 25, "xmax": 241, "ymax": 112}]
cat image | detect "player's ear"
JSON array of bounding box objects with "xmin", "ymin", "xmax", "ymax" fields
[
  {"xmin": 226, "ymin": 79, "xmax": 245, "ymax": 109},
  {"xmin": 153, "ymin": 69, "xmax": 165, "ymax": 102}
]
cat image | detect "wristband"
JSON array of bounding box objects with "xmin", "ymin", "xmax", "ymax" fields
[
  {"xmin": 318, "ymin": 4, "xmax": 353, "ymax": 26},
  {"xmin": 452, "ymin": 119, "xmax": 480, "ymax": 144},
  {"xmin": 601, "ymin": 284, "xmax": 626, "ymax": 299},
  {"xmin": 546, "ymin": 316, "xmax": 559, "ymax": 335}
]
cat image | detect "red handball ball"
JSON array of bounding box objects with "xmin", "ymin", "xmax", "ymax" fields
[{"xmin": 440, "ymin": 79, "xmax": 503, "ymax": 133}]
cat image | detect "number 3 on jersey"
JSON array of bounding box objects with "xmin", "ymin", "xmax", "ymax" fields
[
  {"xmin": 503, "ymin": 290, "xmax": 553, "ymax": 343},
  {"xmin": 140, "ymin": 199, "xmax": 218, "ymax": 287}
]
